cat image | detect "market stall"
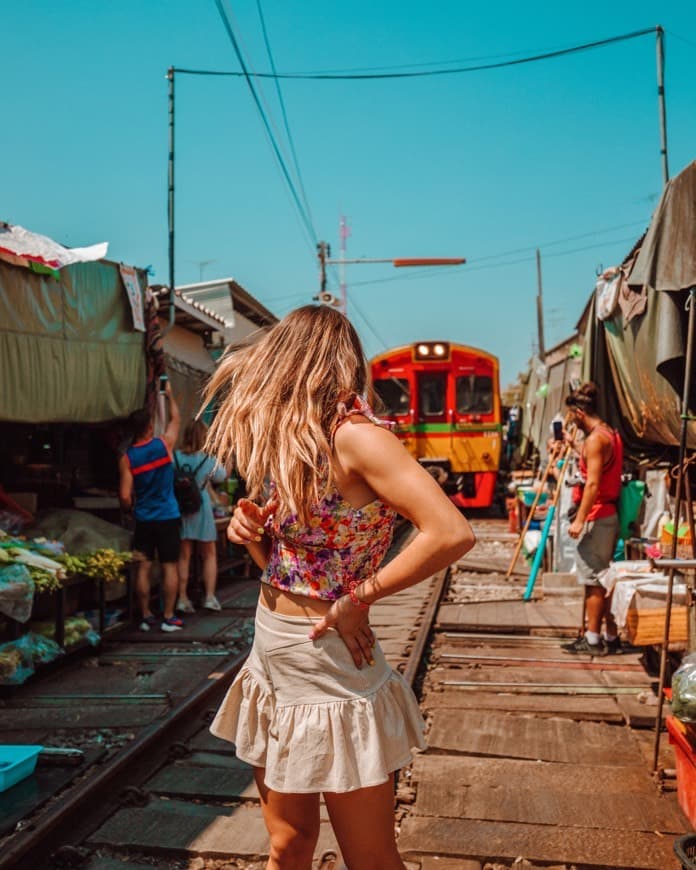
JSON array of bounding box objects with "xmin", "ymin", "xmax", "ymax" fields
[{"xmin": 0, "ymin": 222, "xmax": 154, "ymax": 684}]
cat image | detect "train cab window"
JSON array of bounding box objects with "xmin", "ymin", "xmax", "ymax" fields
[
  {"xmin": 373, "ymin": 378, "xmax": 410, "ymax": 416},
  {"xmin": 456, "ymin": 375, "xmax": 493, "ymax": 413},
  {"xmin": 418, "ymin": 372, "xmax": 446, "ymax": 417}
]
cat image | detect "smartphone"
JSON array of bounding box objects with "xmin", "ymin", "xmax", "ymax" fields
[
  {"xmin": 553, "ymin": 420, "xmax": 563, "ymax": 441},
  {"xmin": 159, "ymin": 374, "xmax": 168, "ymax": 394}
]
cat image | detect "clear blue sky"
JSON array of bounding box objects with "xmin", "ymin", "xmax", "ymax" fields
[{"xmin": 4, "ymin": 1, "xmax": 696, "ymax": 384}]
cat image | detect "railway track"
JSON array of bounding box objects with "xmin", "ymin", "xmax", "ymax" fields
[
  {"xmin": 0, "ymin": 520, "xmax": 448, "ymax": 870},
  {"xmin": 1, "ymin": 518, "xmax": 687, "ymax": 869}
]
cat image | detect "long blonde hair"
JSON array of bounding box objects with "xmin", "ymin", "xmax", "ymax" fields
[{"xmin": 203, "ymin": 305, "xmax": 369, "ymax": 521}]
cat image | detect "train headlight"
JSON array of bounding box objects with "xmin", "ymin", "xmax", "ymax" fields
[{"xmin": 414, "ymin": 341, "xmax": 450, "ymax": 361}]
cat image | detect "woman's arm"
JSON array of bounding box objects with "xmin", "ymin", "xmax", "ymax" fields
[
  {"xmin": 339, "ymin": 422, "xmax": 475, "ymax": 604},
  {"xmin": 311, "ymin": 422, "xmax": 475, "ymax": 644},
  {"xmin": 226, "ymin": 496, "xmax": 276, "ymax": 570}
]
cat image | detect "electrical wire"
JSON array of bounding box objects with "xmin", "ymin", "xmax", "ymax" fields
[
  {"xmin": 349, "ymin": 226, "xmax": 647, "ymax": 289},
  {"xmin": 176, "ymin": 26, "xmax": 657, "ymax": 81},
  {"xmin": 213, "ymin": 0, "xmax": 319, "ymax": 253},
  {"xmin": 255, "ymin": 0, "xmax": 316, "ymax": 234},
  {"xmin": 348, "ymin": 293, "xmax": 390, "ymax": 350}
]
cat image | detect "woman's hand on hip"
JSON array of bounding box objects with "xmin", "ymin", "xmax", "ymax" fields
[
  {"xmin": 309, "ymin": 597, "xmax": 375, "ymax": 669},
  {"xmin": 227, "ymin": 496, "xmax": 277, "ymax": 545}
]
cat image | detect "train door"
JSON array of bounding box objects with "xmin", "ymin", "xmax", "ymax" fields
[
  {"xmin": 415, "ymin": 371, "xmax": 447, "ymax": 462},
  {"xmin": 451, "ymin": 368, "xmax": 499, "ymax": 504}
]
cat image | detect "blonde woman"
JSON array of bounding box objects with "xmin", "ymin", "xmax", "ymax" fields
[
  {"xmin": 204, "ymin": 306, "xmax": 475, "ymax": 870},
  {"xmin": 175, "ymin": 420, "xmax": 227, "ymax": 613}
]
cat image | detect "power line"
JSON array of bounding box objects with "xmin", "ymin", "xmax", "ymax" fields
[
  {"xmin": 348, "ymin": 293, "xmax": 390, "ymax": 350},
  {"xmin": 176, "ymin": 26, "xmax": 657, "ymax": 81},
  {"xmin": 665, "ymin": 29, "xmax": 696, "ymax": 51},
  {"xmin": 349, "ymin": 231, "xmax": 642, "ymax": 289},
  {"xmin": 255, "ymin": 0, "xmax": 315, "ymax": 233},
  {"xmin": 213, "ymin": 0, "xmax": 318, "ymax": 253}
]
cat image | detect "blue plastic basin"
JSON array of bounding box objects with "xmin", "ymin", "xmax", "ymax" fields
[{"xmin": 0, "ymin": 745, "xmax": 43, "ymax": 792}]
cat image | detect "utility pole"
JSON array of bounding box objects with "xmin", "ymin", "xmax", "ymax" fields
[
  {"xmin": 339, "ymin": 216, "xmax": 350, "ymax": 316},
  {"xmin": 166, "ymin": 67, "xmax": 175, "ymax": 334},
  {"xmin": 536, "ymin": 248, "xmax": 546, "ymax": 359},
  {"xmin": 314, "ymin": 242, "xmax": 465, "ymax": 308},
  {"xmin": 656, "ymin": 25, "xmax": 669, "ymax": 187},
  {"xmin": 316, "ymin": 241, "xmax": 330, "ymax": 296}
]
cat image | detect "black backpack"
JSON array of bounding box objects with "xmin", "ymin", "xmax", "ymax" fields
[{"xmin": 173, "ymin": 454, "xmax": 208, "ymax": 516}]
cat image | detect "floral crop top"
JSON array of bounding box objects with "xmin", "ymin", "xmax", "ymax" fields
[{"xmin": 261, "ymin": 400, "xmax": 397, "ymax": 602}]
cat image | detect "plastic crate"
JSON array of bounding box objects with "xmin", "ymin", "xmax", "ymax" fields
[
  {"xmin": 0, "ymin": 745, "xmax": 42, "ymax": 793},
  {"xmin": 667, "ymin": 717, "xmax": 696, "ymax": 828},
  {"xmin": 674, "ymin": 833, "xmax": 696, "ymax": 870}
]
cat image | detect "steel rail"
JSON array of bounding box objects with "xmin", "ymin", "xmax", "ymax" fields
[
  {"xmin": 0, "ymin": 647, "xmax": 249, "ymax": 870},
  {"xmin": 402, "ymin": 566, "xmax": 451, "ymax": 688}
]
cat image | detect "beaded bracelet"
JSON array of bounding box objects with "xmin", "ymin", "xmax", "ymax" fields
[{"xmin": 347, "ymin": 579, "xmax": 369, "ymax": 610}]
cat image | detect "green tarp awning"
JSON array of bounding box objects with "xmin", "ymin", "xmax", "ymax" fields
[{"xmin": 0, "ymin": 258, "xmax": 146, "ymax": 423}]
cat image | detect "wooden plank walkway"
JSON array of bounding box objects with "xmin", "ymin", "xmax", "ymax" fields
[
  {"xmin": 87, "ymin": 574, "xmax": 438, "ymax": 869},
  {"xmin": 401, "ymin": 542, "xmax": 687, "ymax": 869}
]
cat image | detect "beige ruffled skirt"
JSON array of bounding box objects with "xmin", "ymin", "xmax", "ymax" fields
[{"xmin": 210, "ymin": 601, "xmax": 426, "ymax": 793}]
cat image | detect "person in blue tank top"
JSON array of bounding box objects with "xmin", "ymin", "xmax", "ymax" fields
[{"xmin": 119, "ymin": 381, "xmax": 184, "ymax": 632}]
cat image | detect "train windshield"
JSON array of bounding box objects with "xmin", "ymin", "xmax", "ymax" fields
[
  {"xmin": 456, "ymin": 375, "xmax": 493, "ymax": 413},
  {"xmin": 373, "ymin": 377, "xmax": 410, "ymax": 416},
  {"xmin": 417, "ymin": 372, "xmax": 446, "ymax": 418}
]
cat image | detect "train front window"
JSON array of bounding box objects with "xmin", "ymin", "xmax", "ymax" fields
[
  {"xmin": 456, "ymin": 375, "xmax": 493, "ymax": 413},
  {"xmin": 417, "ymin": 372, "xmax": 446, "ymax": 418},
  {"xmin": 373, "ymin": 378, "xmax": 410, "ymax": 416}
]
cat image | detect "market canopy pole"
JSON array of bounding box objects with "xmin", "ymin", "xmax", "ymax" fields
[{"xmin": 652, "ymin": 285, "xmax": 696, "ymax": 772}]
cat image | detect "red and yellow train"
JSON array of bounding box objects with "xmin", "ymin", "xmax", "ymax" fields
[{"xmin": 370, "ymin": 341, "xmax": 502, "ymax": 509}]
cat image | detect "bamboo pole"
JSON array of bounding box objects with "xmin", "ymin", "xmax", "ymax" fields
[
  {"xmin": 505, "ymin": 459, "xmax": 555, "ymax": 579},
  {"xmin": 523, "ymin": 443, "xmax": 572, "ymax": 600},
  {"xmin": 506, "ymin": 417, "xmax": 574, "ymax": 579}
]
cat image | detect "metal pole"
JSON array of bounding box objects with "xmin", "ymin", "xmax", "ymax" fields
[
  {"xmin": 652, "ymin": 286, "xmax": 696, "ymax": 771},
  {"xmin": 684, "ymin": 464, "xmax": 696, "ymax": 652},
  {"xmin": 339, "ymin": 216, "xmax": 349, "ymax": 316},
  {"xmin": 317, "ymin": 241, "xmax": 328, "ymax": 295},
  {"xmin": 166, "ymin": 67, "xmax": 176, "ymax": 332},
  {"xmin": 656, "ymin": 26, "xmax": 670, "ymax": 187},
  {"xmin": 536, "ymin": 248, "xmax": 546, "ymax": 359}
]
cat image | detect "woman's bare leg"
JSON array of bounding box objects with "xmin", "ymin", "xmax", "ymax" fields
[
  {"xmin": 200, "ymin": 539, "xmax": 218, "ymax": 598},
  {"xmin": 324, "ymin": 775, "xmax": 405, "ymax": 869},
  {"xmin": 178, "ymin": 539, "xmax": 192, "ymax": 600},
  {"xmin": 254, "ymin": 767, "xmax": 320, "ymax": 870}
]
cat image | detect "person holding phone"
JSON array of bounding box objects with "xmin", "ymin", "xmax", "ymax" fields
[{"xmin": 118, "ymin": 378, "xmax": 184, "ymax": 633}]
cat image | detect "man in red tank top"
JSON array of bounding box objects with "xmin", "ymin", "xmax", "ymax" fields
[{"xmin": 561, "ymin": 382, "xmax": 623, "ymax": 656}]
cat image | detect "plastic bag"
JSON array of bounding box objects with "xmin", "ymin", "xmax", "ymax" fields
[
  {"xmin": 0, "ymin": 632, "xmax": 63, "ymax": 685},
  {"xmin": 0, "ymin": 563, "xmax": 35, "ymax": 623},
  {"xmin": 671, "ymin": 653, "xmax": 696, "ymax": 723}
]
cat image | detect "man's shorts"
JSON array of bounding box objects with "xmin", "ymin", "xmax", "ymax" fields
[
  {"xmin": 132, "ymin": 518, "xmax": 181, "ymax": 563},
  {"xmin": 576, "ymin": 513, "xmax": 619, "ymax": 586}
]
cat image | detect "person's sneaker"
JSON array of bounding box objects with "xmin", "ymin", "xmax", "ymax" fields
[
  {"xmin": 605, "ymin": 636, "xmax": 623, "ymax": 655},
  {"xmin": 203, "ymin": 595, "xmax": 222, "ymax": 611},
  {"xmin": 561, "ymin": 635, "xmax": 607, "ymax": 656},
  {"xmin": 161, "ymin": 615, "xmax": 184, "ymax": 632},
  {"xmin": 139, "ymin": 615, "xmax": 158, "ymax": 632},
  {"xmin": 176, "ymin": 597, "xmax": 196, "ymax": 614}
]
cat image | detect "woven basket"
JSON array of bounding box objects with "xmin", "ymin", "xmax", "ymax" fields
[{"xmin": 625, "ymin": 605, "xmax": 688, "ymax": 646}]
